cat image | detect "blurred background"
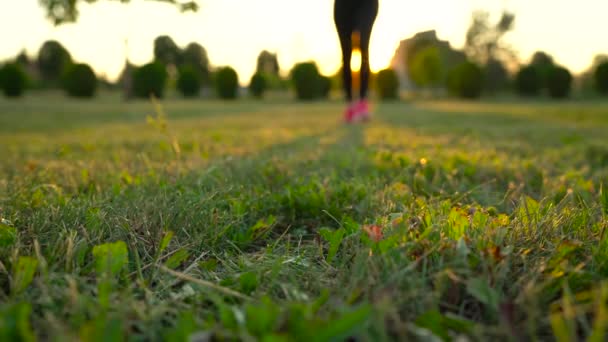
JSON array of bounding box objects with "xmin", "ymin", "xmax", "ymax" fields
[{"xmin": 1, "ymin": 0, "xmax": 607, "ymax": 101}]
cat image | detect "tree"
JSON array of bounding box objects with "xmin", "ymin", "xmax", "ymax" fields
[
  {"xmin": 256, "ymin": 51, "xmax": 280, "ymax": 76},
  {"xmin": 215, "ymin": 67, "xmax": 239, "ymax": 100},
  {"xmin": 484, "ymin": 58, "xmax": 509, "ymax": 93},
  {"xmin": 515, "ymin": 65, "xmax": 541, "ymax": 96},
  {"xmin": 249, "ymin": 73, "xmax": 267, "ymax": 99},
  {"xmin": 575, "ymin": 54, "xmax": 607, "ymax": 95},
  {"xmin": 464, "ymin": 10, "xmax": 516, "ymax": 93},
  {"xmin": 16, "ymin": 51, "xmax": 30, "ymax": 66},
  {"xmin": 133, "ymin": 62, "xmax": 168, "ymax": 98},
  {"xmin": 176, "ymin": 65, "xmax": 201, "ymax": 97},
  {"xmin": 594, "ymin": 62, "xmax": 608, "ymax": 95},
  {"xmin": 39, "ymin": 0, "xmax": 198, "ymax": 25},
  {"xmin": 546, "ymin": 66, "xmax": 572, "ymax": 99},
  {"xmin": 465, "ymin": 10, "xmax": 516, "ymax": 66},
  {"xmin": 290, "ymin": 62, "xmax": 327, "ymax": 101},
  {"xmin": 255, "ymin": 50, "xmax": 283, "ymax": 89},
  {"xmin": 410, "ymin": 46, "xmax": 443, "ymax": 88},
  {"xmin": 62, "ymin": 63, "xmax": 98, "ymax": 98},
  {"xmin": 447, "ymin": 62, "xmax": 484, "ymax": 99},
  {"xmin": 375, "ymin": 69, "xmax": 399, "ymax": 100},
  {"xmin": 530, "ymin": 51, "xmax": 555, "ymax": 88},
  {"xmin": 1, "ymin": 63, "xmax": 28, "ymax": 98},
  {"xmin": 154, "ymin": 36, "xmax": 181, "ymax": 67},
  {"xmin": 530, "ymin": 51, "xmax": 554, "ymax": 67},
  {"xmin": 180, "ymin": 42, "xmax": 210, "ymax": 87},
  {"xmin": 37, "ymin": 40, "xmax": 72, "ymax": 82},
  {"xmin": 395, "ymin": 30, "xmax": 465, "ymax": 89}
]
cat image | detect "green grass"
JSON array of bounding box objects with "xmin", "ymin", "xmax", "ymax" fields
[{"xmin": 1, "ymin": 93, "xmax": 608, "ymax": 341}]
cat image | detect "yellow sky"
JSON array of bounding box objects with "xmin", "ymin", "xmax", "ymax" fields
[{"xmin": 1, "ymin": 0, "xmax": 607, "ymax": 83}]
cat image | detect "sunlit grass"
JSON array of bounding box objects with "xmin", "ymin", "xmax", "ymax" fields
[{"xmin": 1, "ymin": 94, "xmax": 608, "ymax": 340}]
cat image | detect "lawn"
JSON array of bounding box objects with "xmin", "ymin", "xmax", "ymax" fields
[{"xmin": 1, "ymin": 94, "xmax": 608, "ymax": 341}]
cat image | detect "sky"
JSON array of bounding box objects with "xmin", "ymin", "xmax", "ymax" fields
[{"xmin": 1, "ymin": 0, "xmax": 607, "ymax": 83}]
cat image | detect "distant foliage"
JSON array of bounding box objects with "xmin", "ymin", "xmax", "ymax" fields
[
  {"xmin": 215, "ymin": 67, "xmax": 239, "ymax": 100},
  {"xmin": 39, "ymin": 0, "xmax": 198, "ymax": 25},
  {"xmin": 447, "ymin": 62, "xmax": 484, "ymax": 99},
  {"xmin": 37, "ymin": 40, "xmax": 72, "ymax": 83},
  {"xmin": 290, "ymin": 62, "xmax": 328, "ymax": 101},
  {"xmin": 16, "ymin": 51, "xmax": 30, "ymax": 67},
  {"xmin": 176, "ymin": 65, "xmax": 201, "ymax": 97},
  {"xmin": 546, "ymin": 66, "xmax": 572, "ymax": 99},
  {"xmin": 180, "ymin": 42, "xmax": 210, "ymax": 87},
  {"xmin": 410, "ymin": 46, "xmax": 443, "ymax": 88},
  {"xmin": 318, "ymin": 75, "xmax": 332, "ymax": 99},
  {"xmin": 249, "ymin": 73, "xmax": 268, "ymax": 99},
  {"xmin": 153, "ymin": 36, "xmax": 181, "ymax": 66},
  {"xmin": 515, "ymin": 65, "xmax": 542, "ymax": 96},
  {"xmin": 530, "ymin": 51, "xmax": 555, "ymax": 88},
  {"xmin": 483, "ymin": 58, "xmax": 509, "ymax": 93},
  {"xmin": 62, "ymin": 63, "xmax": 97, "ymax": 98},
  {"xmin": 256, "ymin": 51, "xmax": 280, "ymax": 77},
  {"xmin": 465, "ymin": 11, "xmax": 516, "ymax": 66},
  {"xmin": 0, "ymin": 63, "xmax": 28, "ymax": 98},
  {"xmin": 595, "ymin": 62, "xmax": 608, "ymax": 95},
  {"xmin": 133, "ymin": 62, "xmax": 168, "ymax": 98},
  {"xmin": 375, "ymin": 68, "xmax": 399, "ymax": 100}
]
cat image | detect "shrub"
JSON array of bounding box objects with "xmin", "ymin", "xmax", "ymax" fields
[
  {"xmin": 515, "ymin": 65, "xmax": 541, "ymax": 96},
  {"xmin": 318, "ymin": 75, "xmax": 332, "ymax": 99},
  {"xmin": 446, "ymin": 62, "xmax": 483, "ymax": 99},
  {"xmin": 483, "ymin": 58, "xmax": 509, "ymax": 93},
  {"xmin": 375, "ymin": 68, "xmax": 399, "ymax": 100},
  {"xmin": 37, "ymin": 40, "xmax": 72, "ymax": 83},
  {"xmin": 410, "ymin": 46, "xmax": 443, "ymax": 88},
  {"xmin": 132, "ymin": 62, "xmax": 168, "ymax": 99},
  {"xmin": 290, "ymin": 62, "xmax": 323, "ymax": 101},
  {"xmin": 546, "ymin": 66, "xmax": 572, "ymax": 99},
  {"xmin": 595, "ymin": 61, "xmax": 608, "ymax": 95},
  {"xmin": 62, "ymin": 63, "xmax": 97, "ymax": 98},
  {"xmin": 215, "ymin": 67, "xmax": 239, "ymax": 99},
  {"xmin": 180, "ymin": 42, "xmax": 211, "ymax": 87},
  {"xmin": 0, "ymin": 63, "xmax": 28, "ymax": 98},
  {"xmin": 177, "ymin": 65, "xmax": 201, "ymax": 98},
  {"xmin": 249, "ymin": 72, "xmax": 267, "ymax": 98}
]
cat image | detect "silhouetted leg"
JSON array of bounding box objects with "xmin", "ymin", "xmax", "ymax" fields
[
  {"xmin": 334, "ymin": 0, "xmax": 354, "ymax": 102},
  {"xmin": 356, "ymin": 0, "xmax": 378, "ymax": 100},
  {"xmin": 359, "ymin": 31, "xmax": 371, "ymax": 100},
  {"xmin": 338, "ymin": 33, "xmax": 353, "ymax": 101}
]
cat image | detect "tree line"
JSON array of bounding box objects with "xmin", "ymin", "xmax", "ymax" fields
[
  {"xmin": 2, "ymin": 10, "xmax": 608, "ymax": 101},
  {"xmin": 389, "ymin": 11, "xmax": 608, "ymax": 100}
]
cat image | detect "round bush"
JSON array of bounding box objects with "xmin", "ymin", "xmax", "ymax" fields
[
  {"xmin": 318, "ymin": 75, "xmax": 332, "ymax": 99},
  {"xmin": 37, "ymin": 40, "xmax": 72, "ymax": 83},
  {"xmin": 62, "ymin": 63, "xmax": 97, "ymax": 98},
  {"xmin": 483, "ymin": 58, "xmax": 509, "ymax": 93},
  {"xmin": 375, "ymin": 68, "xmax": 399, "ymax": 100},
  {"xmin": 290, "ymin": 62, "xmax": 322, "ymax": 101},
  {"xmin": 446, "ymin": 62, "xmax": 483, "ymax": 99},
  {"xmin": 515, "ymin": 65, "xmax": 541, "ymax": 96},
  {"xmin": 595, "ymin": 61, "xmax": 608, "ymax": 95},
  {"xmin": 177, "ymin": 65, "xmax": 201, "ymax": 98},
  {"xmin": 249, "ymin": 72, "xmax": 267, "ymax": 98},
  {"xmin": 133, "ymin": 62, "xmax": 168, "ymax": 99},
  {"xmin": 546, "ymin": 66, "xmax": 572, "ymax": 99},
  {"xmin": 215, "ymin": 67, "xmax": 239, "ymax": 100},
  {"xmin": 0, "ymin": 63, "xmax": 27, "ymax": 98}
]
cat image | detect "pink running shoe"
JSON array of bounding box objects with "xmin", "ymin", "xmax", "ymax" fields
[
  {"xmin": 343, "ymin": 102, "xmax": 357, "ymax": 123},
  {"xmin": 354, "ymin": 99, "xmax": 371, "ymax": 122}
]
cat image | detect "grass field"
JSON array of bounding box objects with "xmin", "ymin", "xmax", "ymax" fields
[{"xmin": 1, "ymin": 94, "xmax": 608, "ymax": 341}]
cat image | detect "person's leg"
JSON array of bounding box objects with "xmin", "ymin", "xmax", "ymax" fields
[
  {"xmin": 356, "ymin": 0, "xmax": 378, "ymax": 100},
  {"xmin": 334, "ymin": 0, "xmax": 354, "ymax": 102}
]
